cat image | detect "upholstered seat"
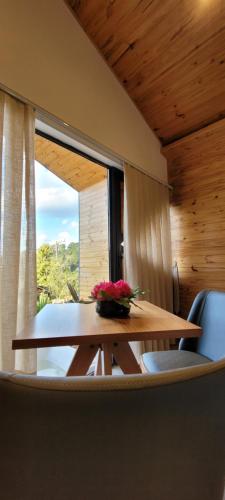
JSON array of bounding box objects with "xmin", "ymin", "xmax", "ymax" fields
[
  {"xmin": 142, "ymin": 349, "xmax": 211, "ymax": 373},
  {"xmin": 142, "ymin": 290, "xmax": 225, "ymax": 374},
  {"xmin": 1, "ymin": 360, "xmax": 225, "ymax": 500}
]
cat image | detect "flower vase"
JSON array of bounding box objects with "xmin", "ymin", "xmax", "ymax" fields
[{"xmin": 96, "ymin": 300, "xmax": 130, "ymax": 318}]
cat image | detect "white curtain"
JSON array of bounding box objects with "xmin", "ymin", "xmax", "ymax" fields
[
  {"xmin": 0, "ymin": 91, "xmax": 37, "ymax": 373},
  {"xmin": 124, "ymin": 163, "xmax": 173, "ymax": 360}
]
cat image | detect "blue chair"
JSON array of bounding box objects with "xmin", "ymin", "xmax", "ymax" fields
[{"xmin": 142, "ymin": 290, "xmax": 225, "ymax": 373}]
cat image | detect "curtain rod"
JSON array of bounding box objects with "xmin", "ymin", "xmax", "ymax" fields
[
  {"xmin": 0, "ymin": 82, "xmax": 172, "ymax": 190},
  {"xmin": 0, "ymin": 83, "xmax": 122, "ymax": 167}
]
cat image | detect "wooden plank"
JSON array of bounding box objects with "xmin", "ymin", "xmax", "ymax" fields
[
  {"xmin": 164, "ymin": 118, "xmax": 225, "ymax": 317},
  {"xmin": 66, "ymin": 344, "xmax": 98, "ymax": 376},
  {"xmin": 94, "ymin": 348, "xmax": 102, "ymax": 376},
  {"xmin": 67, "ymin": 0, "xmax": 225, "ymax": 144},
  {"xmin": 102, "ymin": 343, "xmax": 112, "ymax": 375},
  {"xmin": 35, "ymin": 134, "xmax": 107, "ymax": 191},
  {"xmin": 111, "ymin": 342, "xmax": 142, "ymax": 375}
]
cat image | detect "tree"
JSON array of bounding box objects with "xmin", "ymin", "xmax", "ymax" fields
[
  {"xmin": 67, "ymin": 242, "xmax": 79, "ymax": 272},
  {"xmin": 36, "ymin": 242, "xmax": 79, "ymax": 300},
  {"xmin": 37, "ymin": 244, "xmax": 54, "ymax": 287}
]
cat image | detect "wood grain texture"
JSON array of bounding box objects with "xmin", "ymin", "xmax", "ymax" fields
[
  {"xmin": 66, "ymin": 0, "xmax": 225, "ymax": 144},
  {"xmin": 12, "ymin": 301, "xmax": 201, "ymax": 350},
  {"xmin": 111, "ymin": 341, "xmax": 142, "ymax": 374},
  {"xmin": 66, "ymin": 344, "xmax": 98, "ymax": 376},
  {"xmin": 94, "ymin": 349, "xmax": 103, "ymax": 375},
  {"xmin": 79, "ymin": 179, "xmax": 109, "ymax": 299},
  {"xmin": 163, "ymin": 118, "xmax": 225, "ymax": 317},
  {"xmin": 35, "ymin": 134, "xmax": 107, "ymax": 191},
  {"xmin": 102, "ymin": 342, "xmax": 113, "ymax": 375},
  {"xmin": 67, "ymin": 341, "xmax": 140, "ymax": 376}
]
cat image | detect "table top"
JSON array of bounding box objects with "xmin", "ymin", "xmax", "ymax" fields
[{"xmin": 12, "ymin": 301, "xmax": 202, "ymax": 350}]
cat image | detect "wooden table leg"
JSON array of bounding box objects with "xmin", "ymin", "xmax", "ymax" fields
[
  {"xmin": 112, "ymin": 341, "xmax": 142, "ymax": 374},
  {"xmin": 66, "ymin": 344, "xmax": 98, "ymax": 376},
  {"xmin": 94, "ymin": 348, "xmax": 102, "ymax": 376},
  {"xmin": 102, "ymin": 343, "xmax": 113, "ymax": 375},
  {"xmin": 140, "ymin": 356, "xmax": 148, "ymax": 374}
]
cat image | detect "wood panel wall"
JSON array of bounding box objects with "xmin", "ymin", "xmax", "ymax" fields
[
  {"xmin": 79, "ymin": 179, "xmax": 109, "ymax": 299},
  {"xmin": 163, "ymin": 118, "xmax": 225, "ymax": 318}
]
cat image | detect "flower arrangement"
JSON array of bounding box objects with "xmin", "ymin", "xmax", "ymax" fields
[{"xmin": 90, "ymin": 280, "xmax": 144, "ymax": 317}]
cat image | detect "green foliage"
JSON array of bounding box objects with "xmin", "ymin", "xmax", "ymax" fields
[
  {"xmin": 37, "ymin": 242, "xmax": 79, "ymax": 301},
  {"xmin": 37, "ymin": 292, "xmax": 50, "ymax": 313},
  {"xmin": 37, "ymin": 244, "xmax": 54, "ymax": 287}
]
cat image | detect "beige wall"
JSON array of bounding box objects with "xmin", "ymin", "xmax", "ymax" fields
[
  {"xmin": 0, "ymin": 0, "xmax": 167, "ymax": 182},
  {"xmin": 79, "ymin": 180, "xmax": 109, "ymax": 299}
]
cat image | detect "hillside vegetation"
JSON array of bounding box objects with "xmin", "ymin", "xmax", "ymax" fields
[{"xmin": 37, "ymin": 242, "xmax": 79, "ymax": 304}]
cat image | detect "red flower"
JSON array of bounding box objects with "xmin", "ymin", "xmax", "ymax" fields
[
  {"xmin": 91, "ymin": 281, "xmax": 120, "ymax": 301},
  {"xmin": 115, "ymin": 280, "xmax": 132, "ymax": 298},
  {"xmin": 91, "ymin": 280, "xmax": 133, "ymax": 301}
]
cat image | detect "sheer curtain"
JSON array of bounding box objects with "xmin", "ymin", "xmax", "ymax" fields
[
  {"xmin": 124, "ymin": 163, "xmax": 173, "ymax": 360},
  {"xmin": 0, "ymin": 91, "xmax": 36, "ymax": 372}
]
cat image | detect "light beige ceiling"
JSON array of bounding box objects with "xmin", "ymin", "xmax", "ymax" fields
[{"xmin": 66, "ymin": 0, "xmax": 225, "ymax": 145}]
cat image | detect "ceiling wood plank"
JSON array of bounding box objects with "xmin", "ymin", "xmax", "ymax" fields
[
  {"xmin": 66, "ymin": 0, "xmax": 225, "ymax": 144},
  {"xmin": 35, "ymin": 135, "xmax": 107, "ymax": 191}
]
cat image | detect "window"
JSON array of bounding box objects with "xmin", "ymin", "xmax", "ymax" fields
[{"xmin": 35, "ymin": 132, "xmax": 110, "ymax": 307}]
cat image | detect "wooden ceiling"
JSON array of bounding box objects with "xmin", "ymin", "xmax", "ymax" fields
[
  {"xmin": 66, "ymin": 0, "xmax": 225, "ymax": 145},
  {"xmin": 35, "ymin": 135, "xmax": 107, "ymax": 191}
]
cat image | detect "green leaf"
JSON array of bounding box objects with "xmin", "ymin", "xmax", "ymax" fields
[
  {"xmin": 130, "ymin": 299, "xmax": 143, "ymax": 310},
  {"xmin": 115, "ymin": 298, "xmax": 130, "ymax": 308}
]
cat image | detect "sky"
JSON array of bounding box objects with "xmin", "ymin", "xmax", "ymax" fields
[{"xmin": 35, "ymin": 161, "xmax": 79, "ymax": 248}]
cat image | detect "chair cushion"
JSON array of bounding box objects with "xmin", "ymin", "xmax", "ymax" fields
[{"xmin": 142, "ymin": 350, "xmax": 212, "ymax": 373}]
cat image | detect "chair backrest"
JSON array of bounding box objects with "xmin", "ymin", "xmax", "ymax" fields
[
  {"xmin": 67, "ymin": 281, "xmax": 79, "ymax": 302},
  {"xmin": 179, "ymin": 290, "xmax": 225, "ymax": 360},
  {"xmin": 1, "ymin": 361, "xmax": 225, "ymax": 500}
]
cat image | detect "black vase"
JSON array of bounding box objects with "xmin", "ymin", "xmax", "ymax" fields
[{"xmin": 96, "ymin": 300, "xmax": 130, "ymax": 318}]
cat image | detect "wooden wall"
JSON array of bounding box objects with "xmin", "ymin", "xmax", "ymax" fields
[
  {"xmin": 79, "ymin": 179, "xmax": 109, "ymax": 299},
  {"xmin": 163, "ymin": 118, "xmax": 225, "ymax": 318}
]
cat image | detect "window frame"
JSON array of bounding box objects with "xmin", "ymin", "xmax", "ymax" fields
[{"xmin": 35, "ymin": 129, "xmax": 123, "ymax": 284}]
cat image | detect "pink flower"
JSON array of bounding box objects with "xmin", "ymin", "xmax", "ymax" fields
[
  {"xmin": 115, "ymin": 280, "xmax": 132, "ymax": 298},
  {"xmin": 91, "ymin": 280, "xmax": 133, "ymax": 301},
  {"xmin": 91, "ymin": 281, "xmax": 120, "ymax": 301}
]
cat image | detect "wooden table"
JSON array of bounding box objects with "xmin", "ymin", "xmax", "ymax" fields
[{"xmin": 12, "ymin": 301, "xmax": 202, "ymax": 376}]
